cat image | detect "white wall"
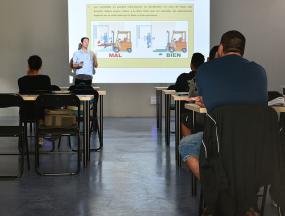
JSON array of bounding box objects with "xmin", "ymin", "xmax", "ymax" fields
[
  {"xmin": 0, "ymin": 0, "xmax": 284, "ymax": 117},
  {"xmin": 211, "ymin": 0, "xmax": 285, "ymax": 91}
]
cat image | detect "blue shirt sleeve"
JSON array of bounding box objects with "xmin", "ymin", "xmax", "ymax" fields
[{"xmin": 73, "ymin": 51, "xmax": 79, "ymax": 64}]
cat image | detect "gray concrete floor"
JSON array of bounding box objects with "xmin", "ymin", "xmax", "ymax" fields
[{"xmin": 0, "ymin": 117, "xmax": 280, "ymax": 216}]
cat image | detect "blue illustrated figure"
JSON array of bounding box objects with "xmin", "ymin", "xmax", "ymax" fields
[
  {"xmin": 103, "ymin": 33, "xmax": 108, "ymax": 44},
  {"xmin": 146, "ymin": 33, "xmax": 152, "ymax": 48}
]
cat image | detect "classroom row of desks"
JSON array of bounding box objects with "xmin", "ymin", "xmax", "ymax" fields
[
  {"xmin": 21, "ymin": 87, "xmax": 106, "ymax": 167},
  {"xmin": 155, "ymin": 87, "xmax": 285, "ymax": 167}
]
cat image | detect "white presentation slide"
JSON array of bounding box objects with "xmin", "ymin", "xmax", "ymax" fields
[{"xmin": 68, "ymin": 0, "xmax": 210, "ymax": 83}]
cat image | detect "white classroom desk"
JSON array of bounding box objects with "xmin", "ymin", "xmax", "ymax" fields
[
  {"xmin": 21, "ymin": 90, "xmax": 106, "ymax": 167},
  {"xmin": 154, "ymin": 87, "xmax": 168, "ymax": 131}
]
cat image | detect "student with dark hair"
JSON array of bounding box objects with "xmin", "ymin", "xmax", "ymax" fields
[
  {"xmin": 71, "ymin": 37, "xmax": 98, "ymax": 86},
  {"xmin": 180, "ymin": 47, "xmax": 219, "ymax": 136},
  {"xmin": 18, "ymin": 55, "xmax": 53, "ymax": 145},
  {"xmin": 18, "ymin": 55, "xmax": 51, "ymax": 94},
  {"xmin": 207, "ymin": 45, "xmax": 219, "ymax": 61},
  {"xmin": 179, "ymin": 30, "xmax": 267, "ymax": 180},
  {"xmin": 168, "ymin": 52, "xmax": 205, "ymax": 92},
  {"xmin": 167, "ymin": 53, "xmax": 205, "ymax": 136}
]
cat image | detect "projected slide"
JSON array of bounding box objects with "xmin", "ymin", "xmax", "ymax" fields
[
  {"xmin": 68, "ymin": 0, "xmax": 210, "ymax": 83},
  {"xmin": 93, "ymin": 21, "xmax": 188, "ymax": 58}
]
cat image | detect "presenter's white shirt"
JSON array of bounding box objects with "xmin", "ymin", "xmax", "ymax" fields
[{"xmin": 73, "ymin": 49, "xmax": 94, "ymax": 76}]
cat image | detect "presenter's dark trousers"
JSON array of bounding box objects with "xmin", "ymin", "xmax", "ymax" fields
[{"xmin": 74, "ymin": 74, "xmax": 92, "ymax": 86}]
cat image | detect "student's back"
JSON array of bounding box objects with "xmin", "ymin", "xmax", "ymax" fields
[
  {"xmin": 18, "ymin": 74, "xmax": 51, "ymax": 94},
  {"xmin": 168, "ymin": 52, "xmax": 205, "ymax": 92},
  {"xmin": 197, "ymin": 55, "xmax": 267, "ymax": 112},
  {"xmin": 18, "ymin": 55, "xmax": 52, "ymax": 121},
  {"xmin": 168, "ymin": 72, "xmax": 194, "ymax": 92}
]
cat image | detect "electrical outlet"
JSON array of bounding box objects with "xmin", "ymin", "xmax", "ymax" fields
[{"xmin": 150, "ymin": 96, "xmax": 157, "ymax": 105}]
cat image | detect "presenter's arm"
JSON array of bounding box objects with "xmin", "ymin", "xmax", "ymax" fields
[
  {"xmin": 72, "ymin": 62, "xmax": 83, "ymax": 69},
  {"xmin": 72, "ymin": 53, "xmax": 83, "ymax": 69},
  {"xmin": 93, "ymin": 53, "xmax": 98, "ymax": 68}
]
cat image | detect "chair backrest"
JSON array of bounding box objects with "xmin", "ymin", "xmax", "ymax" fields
[
  {"xmin": 200, "ymin": 105, "xmax": 282, "ymax": 215},
  {"xmin": 35, "ymin": 94, "xmax": 81, "ymax": 128},
  {"xmin": 35, "ymin": 94, "xmax": 80, "ymax": 109},
  {"xmin": 68, "ymin": 83, "xmax": 97, "ymax": 95},
  {"xmin": 0, "ymin": 94, "xmax": 23, "ymax": 126},
  {"xmin": 68, "ymin": 86, "xmax": 99, "ymax": 118},
  {"xmin": 0, "ymin": 94, "xmax": 23, "ymax": 108}
]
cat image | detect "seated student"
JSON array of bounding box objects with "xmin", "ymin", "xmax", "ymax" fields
[
  {"xmin": 18, "ymin": 55, "xmax": 52, "ymax": 119},
  {"xmin": 18, "ymin": 55, "xmax": 51, "ymax": 94},
  {"xmin": 18, "ymin": 55, "xmax": 52, "ymax": 144},
  {"xmin": 168, "ymin": 53, "xmax": 205, "ymax": 92},
  {"xmin": 167, "ymin": 53, "xmax": 205, "ymax": 136},
  {"xmin": 181, "ymin": 46, "xmax": 219, "ymax": 136},
  {"xmin": 179, "ymin": 30, "xmax": 267, "ymax": 180},
  {"xmin": 207, "ymin": 45, "xmax": 219, "ymax": 62}
]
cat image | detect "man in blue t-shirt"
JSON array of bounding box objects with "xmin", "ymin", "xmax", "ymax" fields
[
  {"xmin": 72, "ymin": 37, "xmax": 98, "ymax": 86},
  {"xmin": 179, "ymin": 30, "xmax": 268, "ymax": 179}
]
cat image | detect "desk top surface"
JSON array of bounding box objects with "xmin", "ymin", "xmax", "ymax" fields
[
  {"xmin": 185, "ymin": 103, "xmax": 285, "ymax": 114},
  {"xmin": 272, "ymin": 106, "xmax": 285, "ymax": 113},
  {"xmin": 21, "ymin": 94, "xmax": 95, "ymax": 101},
  {"xmin": 172, "ymin": 94, "xmax": 191, "ymax": 101},
  {"xmin": 60, "ymin": 86, "xmax": 100, "ymax": 90},
  {"xmin": 154, "ymin": 87, "xmax": 168, "ymax": 90},
  {"xmin": 162, "ymin": 89, "xmax": 176, "ymax": 95},
  {"xmin": 185, "ymin": 103, "xmax": 207, "ymax": 113},
  {"xmin": 20, "ymin": 89, "xmax": 106, "ymax": 101},
  {"xmin": 50, "ymin": 90, "xmax": 106, "ymax": 95},
  {"xmin": 98, "ymin": 90, "xmax": 107, "ymax": 96}
]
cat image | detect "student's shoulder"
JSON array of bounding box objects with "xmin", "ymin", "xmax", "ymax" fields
[
  {"xmin": 37, "ymin": 74, "xmax": 50, "ymax": 78},
  {"xmin": 18, "ymin": 75, "xmax": 27, "ymax": 81},
  {"xmin": 199, "ymin": 58, "xmax": 220, "ymax": 70},
  {"xmin": 36, "ymin": 75, "xmax": 51, "ymax": 82},
  {"xmin": 18, "ymin": 75, "xmax": 35, "ymax": 82},
  {"xmin": 178, "ymin": 72, "xmax": 189, "ymax": 78},
  {"xmin": 248, "ymin": 61, "xmax": 266, "ymax": 72},
  {"xmin": 197, "ymin": 60, "xmax": 217, "ymax": 76},
  {"xmin": 18, "ymin": 75, "xmax": 27, "ymax": 85}
]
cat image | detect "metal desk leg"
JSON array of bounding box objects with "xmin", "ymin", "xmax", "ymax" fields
[
  {"xmin": 99, "ymin": 94, "xmax": 103, "ymax": 148},
  {"xmin": 165, "ymin": 94, "xmax": 170, "ymax": 145},
  {"xmin": 83, "ymin": 100, "xmax": 90, "ymax": 167},
  {"xmin": 156, "ymin": 90, "xmax": 159, "ymax": 129},
  {"xmin": 91, "ymin": 95, "xmax": 103, "ymax": 152},
  {"xmin": 156, "ymin": 90, "xmax": 163, "ymax": 131},
  {"xmin": 158, "ymin": 90, "xmax": 163, "ymax": 132},
  {"xmin": 191, "ymin": 110, "xmax": 197, "ymax": 196},
  {"xmin": 175, "ymin": 100, "xmax": 182, "ymax": 167}
]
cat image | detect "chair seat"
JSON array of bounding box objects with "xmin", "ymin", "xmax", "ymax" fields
[{"xmin": 0, "ymin": 126, "xmax": 24, "ymax": 137}]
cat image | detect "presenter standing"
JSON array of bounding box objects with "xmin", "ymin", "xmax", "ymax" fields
[{"xmin": 72, "ymin": 37, "xmax": 98, "ymax": 85}]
